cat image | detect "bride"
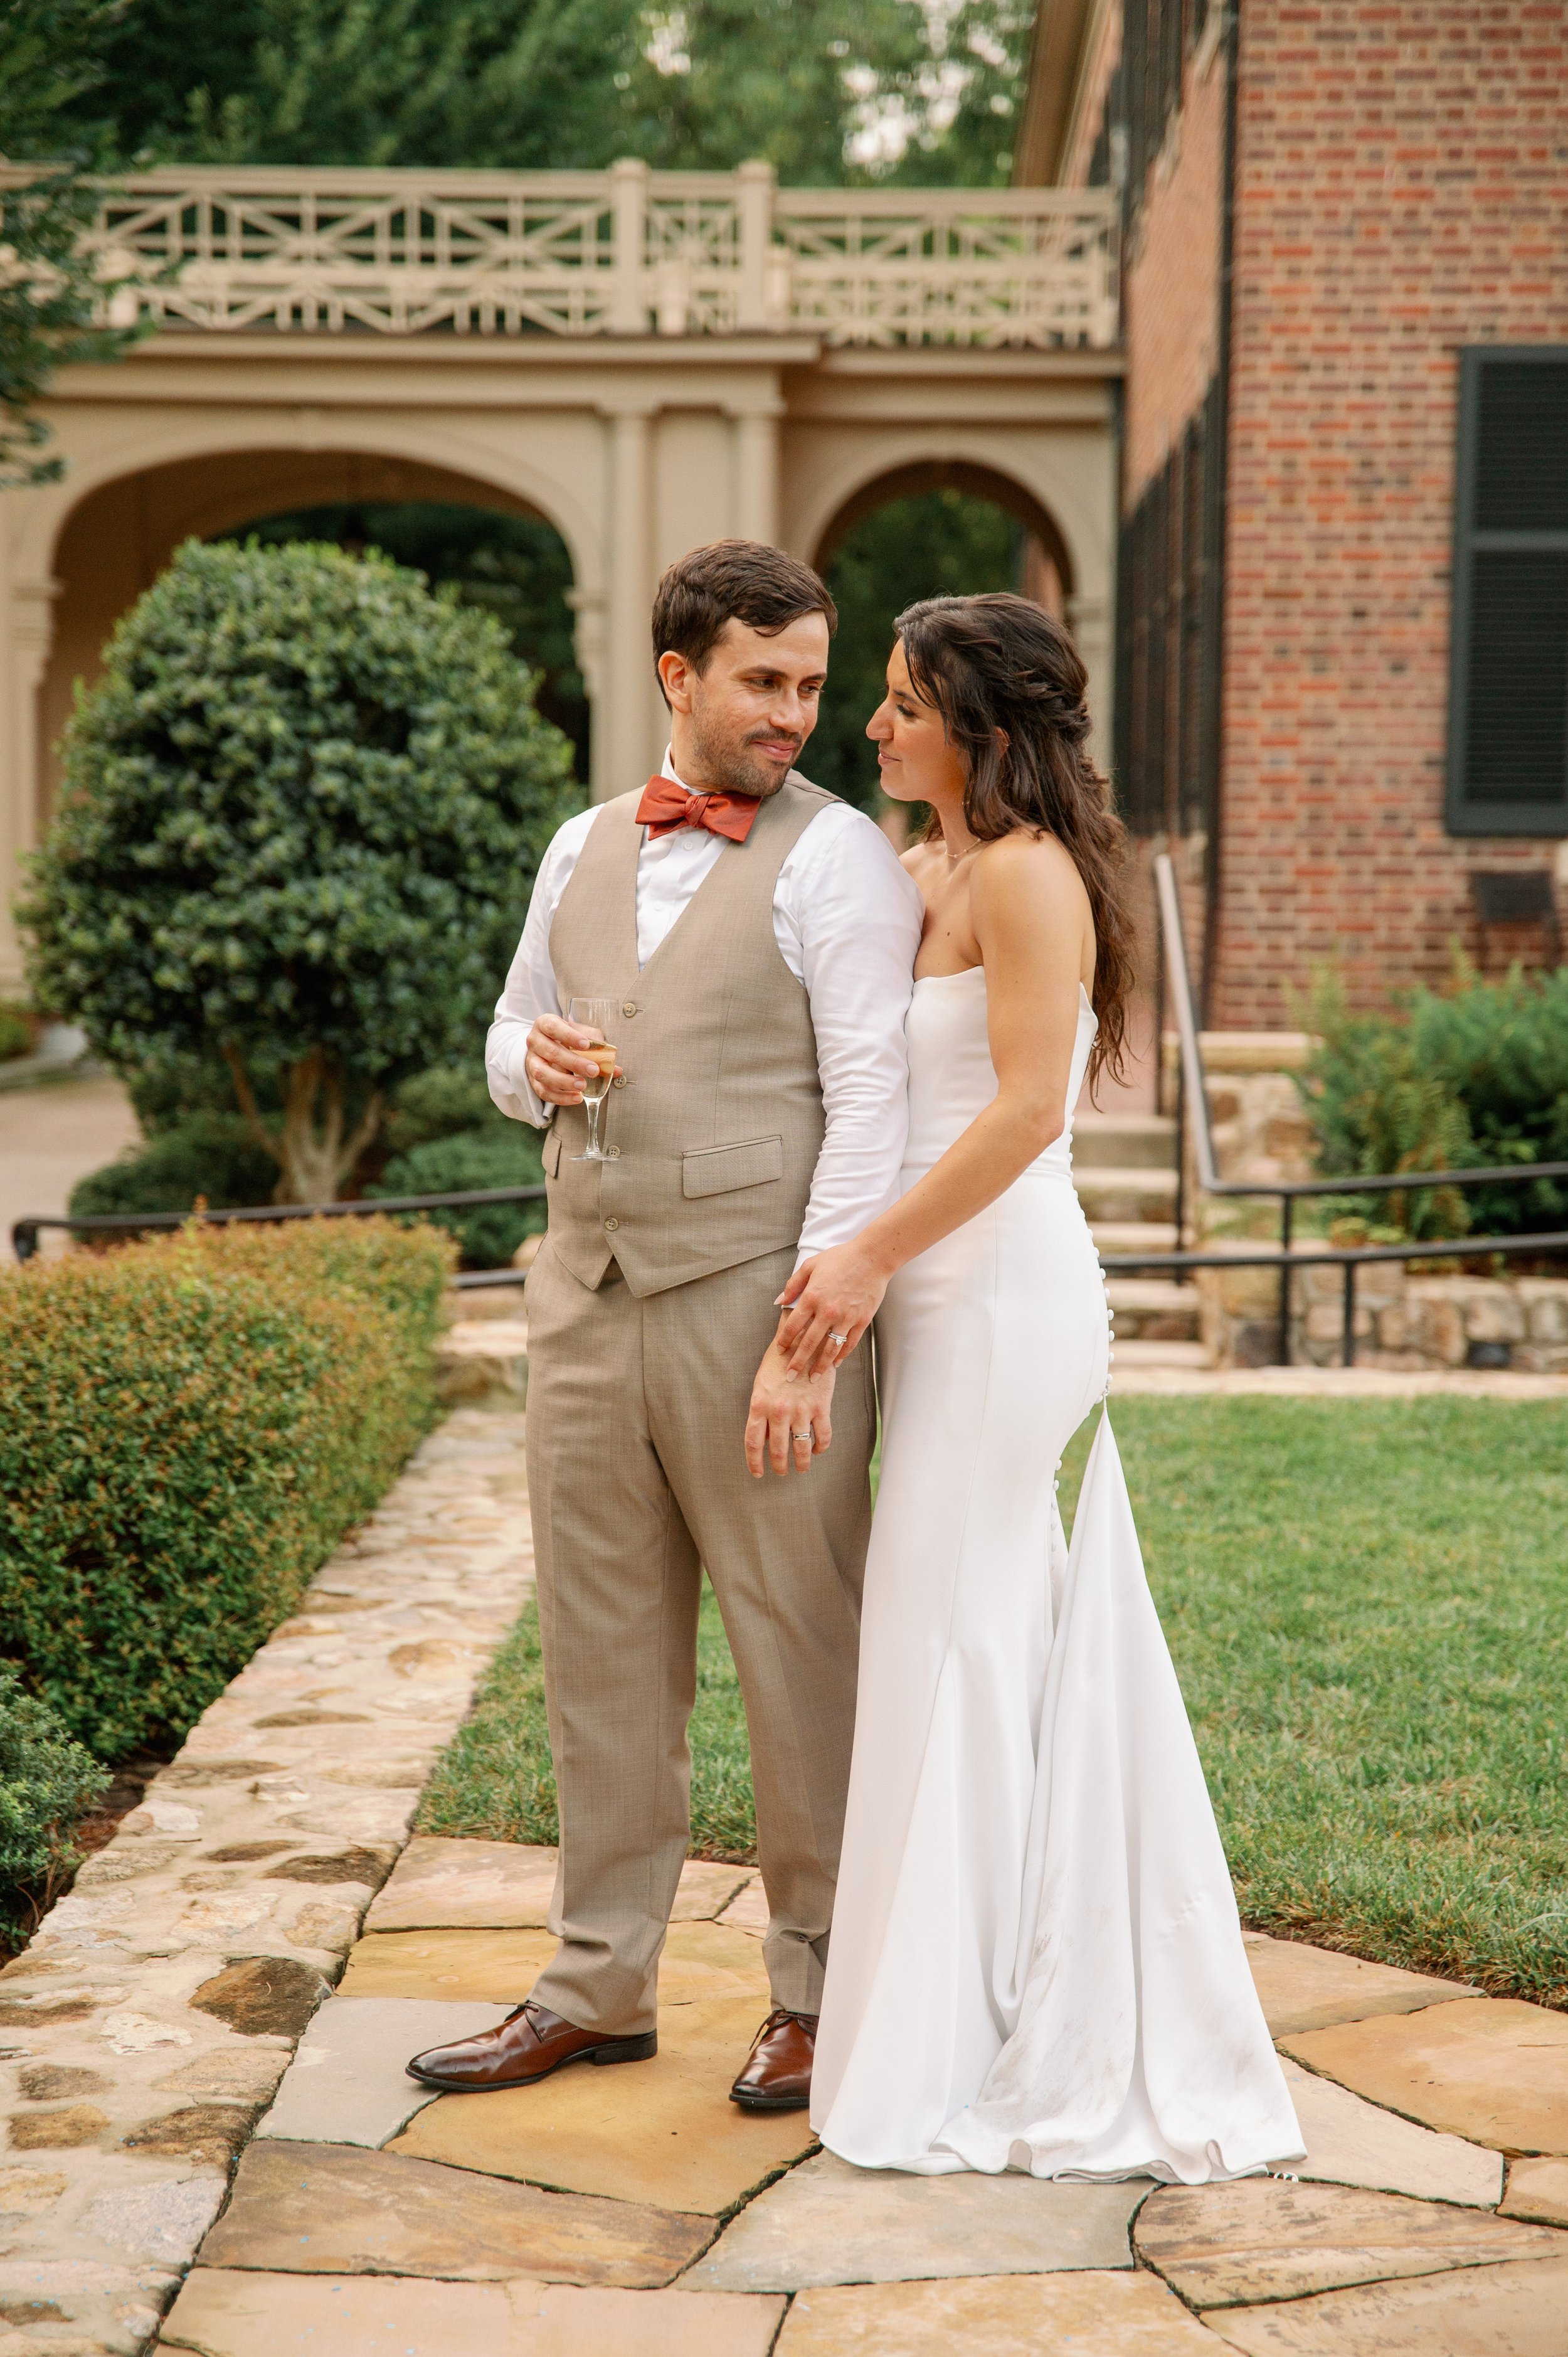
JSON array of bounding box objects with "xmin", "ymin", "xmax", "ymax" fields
[{"xmin": 777, "ymin": 593, "xmax": 1301, "ymax": 2181}]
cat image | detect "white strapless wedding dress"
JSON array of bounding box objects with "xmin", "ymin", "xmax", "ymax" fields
[{"xmin": 811, "ymin": 968, "xmax": 1302, "ymax": 2181}]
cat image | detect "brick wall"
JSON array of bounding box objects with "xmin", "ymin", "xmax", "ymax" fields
[{"xmin": 1214, "ymin": 0, "xmax": 1568, "ymax": 1026}]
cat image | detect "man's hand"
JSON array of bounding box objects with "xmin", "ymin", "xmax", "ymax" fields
[
  {"xmin": 523, "ymin": 1013, "xmax": 621, "ymax": 1108},
  {"xmin": 745, "ymin": 1333, "xmax": 836, "ymax": 1479}
]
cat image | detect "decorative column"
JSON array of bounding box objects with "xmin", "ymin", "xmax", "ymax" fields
[
  {"xmin": 0, "ymin": 571, "xmax": 60, "ymax": 992},
  {"xmin": 729, "ymin": 397, "xmax": 781, "ymax": 547},
  {"xmin": 1067, "ymin": 590, "xmax": 1112, "ymax": 772},
  {"xmin": 599, "ymin": 399, "xmax": 657, "ymax": 798}
]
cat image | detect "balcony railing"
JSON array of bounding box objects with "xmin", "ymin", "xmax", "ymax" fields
[{"xmin": 66, "ymin": 160, "xmax": 1119, "ymax": 350}]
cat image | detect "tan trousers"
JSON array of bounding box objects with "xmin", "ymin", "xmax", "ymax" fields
[{"xmin": 524, "ymin": 1238, "xmax": 874, "ymax": 2034}]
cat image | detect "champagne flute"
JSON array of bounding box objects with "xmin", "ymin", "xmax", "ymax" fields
[{"xmin": 568, "ymin": 996, "xmax": 619, "ymax": 1163}]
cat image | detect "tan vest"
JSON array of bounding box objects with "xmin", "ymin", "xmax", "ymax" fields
[{"xmin": 543, "ymin": 777, "xmax": 832, "ymax": 1296}]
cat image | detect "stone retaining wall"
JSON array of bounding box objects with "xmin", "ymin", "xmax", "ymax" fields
[{"xmin": 1199, "ymin": 1250, "xmax": 1568, "ymax": 1373}]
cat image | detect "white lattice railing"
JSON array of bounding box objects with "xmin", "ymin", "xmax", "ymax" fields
[{"xmin": 57, "ymin": 160, "xmax": 1119, "ymax": 349}]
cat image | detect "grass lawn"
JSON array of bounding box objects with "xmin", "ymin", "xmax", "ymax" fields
[{"xmin": 419, "ymin": 1395, "xmax": 1568, "ymax": 2008}]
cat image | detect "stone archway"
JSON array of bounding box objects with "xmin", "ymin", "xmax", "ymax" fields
[
  {"xmin": 811, "ymin": 455, "xmax": 1076, "ymax": 619},
  {"xmin": 37, "ymin": 447, "xmax": 585, "ymax": 829}
]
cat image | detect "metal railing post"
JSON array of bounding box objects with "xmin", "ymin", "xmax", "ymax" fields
[
  {"xmin": 1278, "ymin": 1193, "xmax": 1293, "ymax": 1366},
  {"xmin": 1342, "ymin": 1260, "xmax": 1357, "ymax": 1366}
]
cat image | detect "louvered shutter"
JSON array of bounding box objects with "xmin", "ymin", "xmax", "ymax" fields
[{"xmin": 1446, "ymin": 349, "xmax": 1568, "ymax": 834}]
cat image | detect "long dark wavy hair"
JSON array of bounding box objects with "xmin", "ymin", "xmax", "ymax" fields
[{"xmin": 896, "ymin": 592, "xmax": 1134, "ymax": 1089}]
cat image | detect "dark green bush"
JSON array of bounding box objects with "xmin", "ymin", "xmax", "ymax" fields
[
  {"xmin": 0, "ymin": 1003, "xmax": 33, "ymax": 1060},
  {"xmin": 0, "ymin": 1217, "xmax": 454, "ymax": 1758},
  {"xmin": 371, "ymin": 1125, "xmax": 544, "ymax": 1269},
  {"xmin": 0, "ymin": 1667, "xmax": 108, "ymax": 1947},
  {"xmin": 68, "ymin": 1112, "xmax": 280, "ymax": 1220},
  {"xmin": 1300, "ymin": 966, "xmax": 1568, "ymax": 1239}
]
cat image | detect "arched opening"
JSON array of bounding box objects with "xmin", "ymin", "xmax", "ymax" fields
[
  {"xmin": 38, "ymin": 448, "xmax": 588, "ymax": 831},
  {"xmin": 806, "ymin": 460, "xmax": 1074, "ymax": 824}
]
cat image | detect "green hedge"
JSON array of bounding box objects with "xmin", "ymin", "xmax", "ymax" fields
[
  {"xmin": 0, "ymin": 1668, "xmax": 108, "ymax": 1949},
  {"xmin": 1301, "ymin": 966, "xmax": 1568, "ymax": 1239},
  {"xmin": 0, "ymin": 1218, "xmax": 454, "ymax": 1758},
  {"xmin": 69, "ymin": 1112, "xmax": 280, "ymax": 1220},
  {"xmin": 371, "ymin": 1126, "xmax": 545, "ymax": 1269}
]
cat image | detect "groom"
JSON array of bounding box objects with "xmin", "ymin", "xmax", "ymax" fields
[{"xmin": 408, "ymin": 541, "xmax": 922, "ymax": 2110}]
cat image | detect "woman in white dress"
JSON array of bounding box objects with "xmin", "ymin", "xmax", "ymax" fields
[{"xmin": 777, "ymin": 594, "xmax": 1301, "ymax": 2181}]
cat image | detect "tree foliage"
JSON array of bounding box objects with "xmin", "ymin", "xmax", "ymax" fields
[
  {"xmin": 22, "ymin": 539, "xmax": 581, "ymax": 1201},
  {"xmin": 1300, "ymin": 964, "xmax": 1568, "ymax": 1240},
  {"xmin": 54, "ymin": 0, "xmax": 1027, "ymax": 186},
  {"xmin": 0, "ymin": 0, "xmax": 142, "ymax": 486},
  {"xmin": 0, "ymin": 1666, "xmax": 108, "ymax": 1942}
]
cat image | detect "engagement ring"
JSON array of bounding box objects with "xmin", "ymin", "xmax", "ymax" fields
[{"xmin": 828, "ymin": 1332, "xmax": 847, "ymax": 1347}]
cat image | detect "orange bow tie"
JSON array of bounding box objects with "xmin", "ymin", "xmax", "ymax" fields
[{"xmin": 636, "ymin": 774, "xmax": 761, "ymax": 844}]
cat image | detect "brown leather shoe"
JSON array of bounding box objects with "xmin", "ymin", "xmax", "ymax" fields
[
  {"xmin": 729, "ymin": 2008, "xmax": 817, "ymax": 2112},
  {"xmin": 406, "ymin": 1999, "xmax": 655, "ymax": 2092}
]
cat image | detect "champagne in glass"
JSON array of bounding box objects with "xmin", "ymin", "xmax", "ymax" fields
[{"xmin": 568, "ymin": 997, "xmax": 620, "ymax": 1163}]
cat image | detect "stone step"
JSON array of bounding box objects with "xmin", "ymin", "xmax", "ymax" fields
[
  {"xmin": 1075, "ymin": 1164, "xmax": 1180, "ymax": 1223},
  {"xmin": 1106, "ymin": 1277, "xmax": 1201, "ymax": 1342},
  {"xmin": 1073, "ymin": 1109, "xmax": 1179, "ymax": 1170},
  {"xmin": 1111, "ymin": 1338, "xmax": 1213, "ymax": 1371},
  {"xmin": 1091, "ymin": 1220, "xmax": 1180, "ymax": 1257}
]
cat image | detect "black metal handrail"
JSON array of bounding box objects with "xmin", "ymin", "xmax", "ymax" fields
[
  {"xmin": 1149, "ymin": 851, "xmax": 1568, "ymax": 1365},
  {"xmin": 10, "ymin": 1184, "xmax": 548, "ymax": 1265}
]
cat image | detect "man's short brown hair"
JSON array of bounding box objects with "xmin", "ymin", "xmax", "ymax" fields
[{"xmin": 652, "ymin": 540, "xmax": 837, "ymax": 694}]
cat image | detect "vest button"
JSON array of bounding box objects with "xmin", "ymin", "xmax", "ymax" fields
[
  {"xmin": 603, "ymin": 1217, "xmax": 620, "ymax": 1232},
  {"xmin": 612, "ymin": 1073, "xmax": 627, "ymax": 1088},
  {"xmin": 621, "ymin": 1001, "xmax": 637, "ymax": 1017}
]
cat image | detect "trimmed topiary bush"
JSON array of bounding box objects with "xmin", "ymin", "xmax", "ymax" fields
[
  {"xmin": 0, "ymin": 1217, "xmax": 454, "ymax": 1758},
  {"xmin": 21, "ymin": 538, "xmax": 580, "ymax": 1203},
  {"xmin": 0, "ymin": 1668, "xmax": 108, "ymax": 1948}
]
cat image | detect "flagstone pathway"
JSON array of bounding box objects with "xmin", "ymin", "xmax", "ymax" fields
[
  {"xmin": 140, "ymin": 1831, "xmax": 1568, "ymax": 2356},
  {"xmin": 5, "ymin": 1401, "xmax": 1568, "ymax": 2354}
]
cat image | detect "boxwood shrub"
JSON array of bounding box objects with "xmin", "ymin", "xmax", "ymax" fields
[
  {"xmin": 0, "ymin": 1217, "xmax": 454, "ymax": 1758},
  {"xmin": 0, "ymin": 1668, "xmax": 109, "ymax": 1949}
]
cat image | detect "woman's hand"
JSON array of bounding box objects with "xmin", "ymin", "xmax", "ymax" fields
[
  {"xmin": 775, "ymin": 1240, "xmax": 891, "ymax": 1377},
  {"xmin": 745, "ymin": 1336, "xmax": 836, "ymax": 1479}
]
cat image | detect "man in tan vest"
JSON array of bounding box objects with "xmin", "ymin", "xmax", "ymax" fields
[{"xmin": 408, "ymin": 542, "xmax": 922, "ymax": 2110}]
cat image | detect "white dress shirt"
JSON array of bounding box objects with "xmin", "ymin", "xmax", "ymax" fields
[{"xmin": 486, "ymin": 751, "xmax": 925, "ymax": 1256}]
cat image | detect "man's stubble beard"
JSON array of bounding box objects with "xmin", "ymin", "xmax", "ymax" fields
[{"xmin": 686, "ymin": 699, "xmax": 801, "ymax": 800}]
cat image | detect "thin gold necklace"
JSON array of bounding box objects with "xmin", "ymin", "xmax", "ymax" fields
[{"xmin": 943, "ymin": 837, "xmax": 982, "ymax": 868}]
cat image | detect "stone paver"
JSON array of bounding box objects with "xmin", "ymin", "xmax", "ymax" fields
[
  {"xmin": 365, "ymin": 1836, "xmax": 751, "ymax": 1932},
  {"xmin": 389, "ymin": 1993, "xmax": 816, "ymax": 2214},
  {"xmin": 1243, "ymin": 1931, "xmax": 1480, "ymax": 2038},
  {"xmin": 1204, "ymin": 2251, "xmax": 1568, "ymax": 2354},
  {"xmin": 1135, "ymin": 2178, "xmax": 1560, "ymax": 2306},
  {"xmin": 254, "ymin": 1996, "xmax": 514, "ymax": 2147},
  {"xmin": 160, "ymin": 2268, "xmax": 785, "ymax": 2356},
  {"xmin": 1281, "ymin": 2056, "xmax": 1503, "ymax": 2205},
  {"xmin": 687, "ymin": 2147, "xmax": 1143, "ymax": 2289},
  {"xmin": 0, "ymin": 1409, "xmax": 533, "ymax": 2355},
  {"xmin": 776, "ymin": 2269, "xmax": 1221, "ymax": 2353},
  {"xmin": 1502, "ymin": 2156, "xmax": 1568, "ymax": 2227},
  {"xmin": 337, "ymin": 1918, "xmax": 769, "ymax": 2007},
  {"xmin": 200, "ymin": 2138, "xmax": 712, "ymax": 2285},
  {"xmin": 1283, "ymin": 1998, "xmax": 1568, "ymax": 2156}
]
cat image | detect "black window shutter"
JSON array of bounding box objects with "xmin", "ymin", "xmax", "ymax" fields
[{"xmin": 1447, "ymin": 348, "xmax": 1568, "ymax": 835}]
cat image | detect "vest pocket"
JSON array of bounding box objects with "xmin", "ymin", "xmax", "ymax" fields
[{"xmin": 681, "ymin": 1134, "xmax": 784, "ymax": 1199}]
